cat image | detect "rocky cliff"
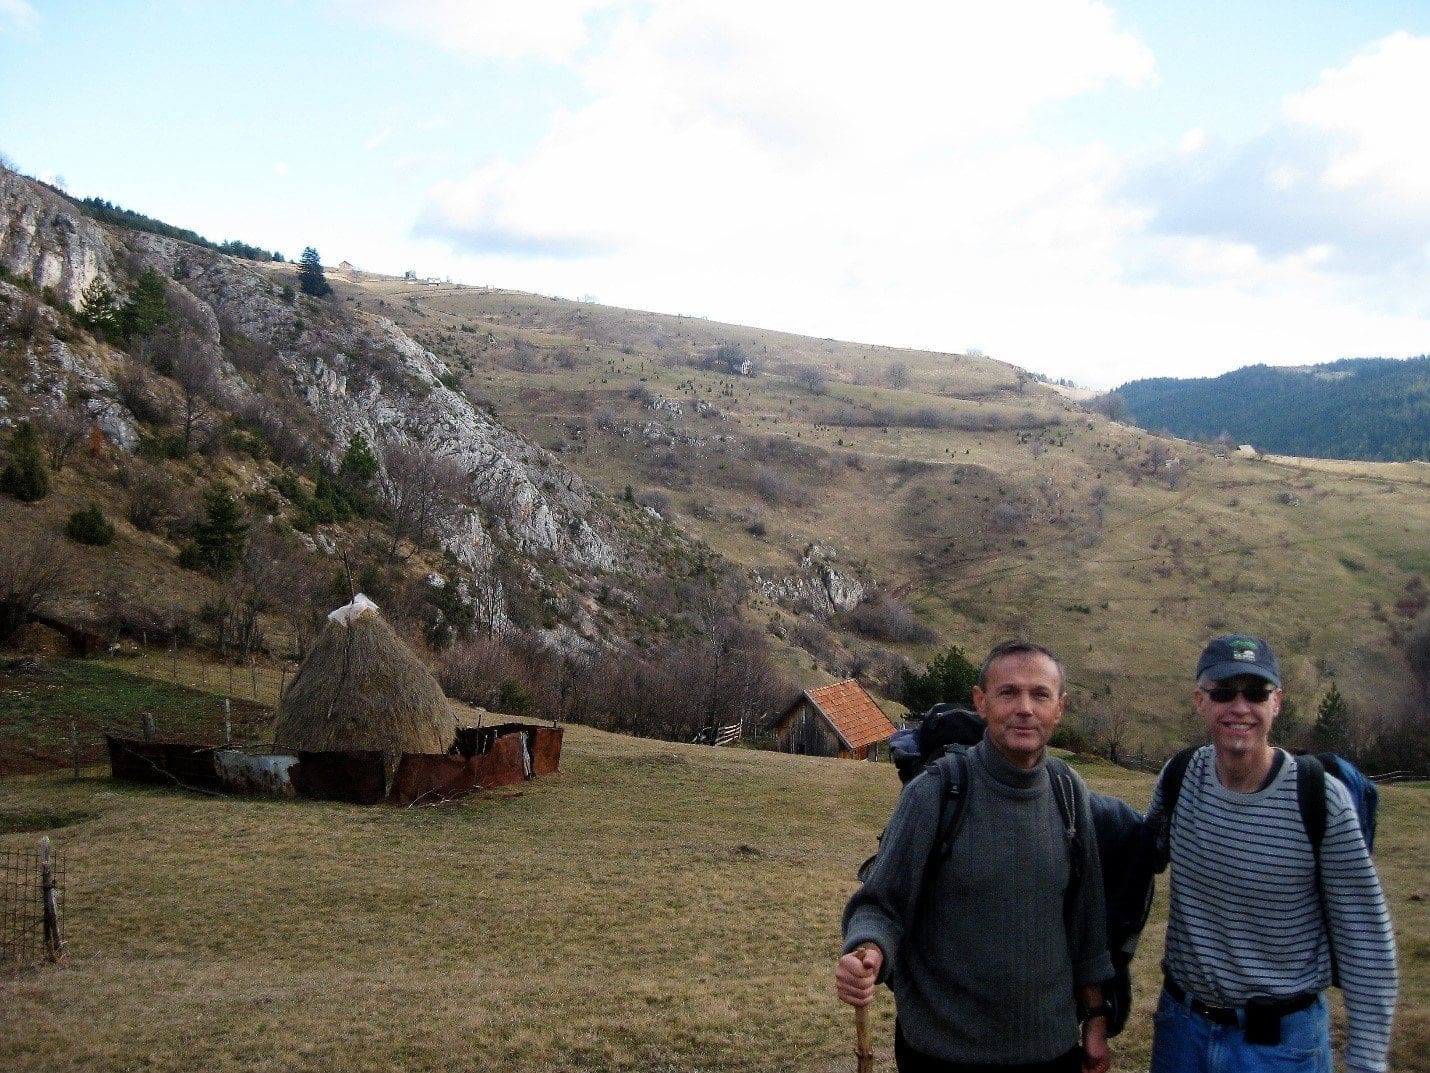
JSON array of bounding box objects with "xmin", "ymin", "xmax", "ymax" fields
[{"xmin": 0, "ymin": 167, "xmax": 678, "ymax": 645}]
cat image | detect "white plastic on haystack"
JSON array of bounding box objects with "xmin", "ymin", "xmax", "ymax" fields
[{"xmin": 327, "ymin": 592, "xmax": 380, "ymax": 626}]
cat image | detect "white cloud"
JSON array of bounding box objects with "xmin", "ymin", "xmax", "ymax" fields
[
  {"xmin": 329, "ymin": 0, "xmax": 615, "ymax": 61},
  {"xmin": 0, "ymin": 0, "xmax": 37, "ymax": 33},
  {"xmin": 274, "ymin": 161, "xmax": 290, "ymax": 176},
  {"xmin": 405, "ymin": 6, "xmax": 1430, "ymax": 388},
  {"xmin": 1124, "ymin": 33, "xmax": 1430, "ymax": 325},
  {"xmin": 417, "ymin": 2, "xmax": 1152, "ymax": 274},
  {"xmin": 1283, "ymin": 31, "xmax": 1430, "ymax": 202}
]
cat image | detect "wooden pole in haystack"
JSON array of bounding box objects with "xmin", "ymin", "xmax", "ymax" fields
[{"xmin": 855, "ymin": 1004, "xmax": 874, "ymax": 1073}]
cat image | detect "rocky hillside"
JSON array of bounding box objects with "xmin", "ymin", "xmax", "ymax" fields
[
  {"xmin": 0, "ymin": 167, "xmax": 708, "ymax": 657},
  {"xmin": 2, "ymin": 165, "xmax": 1427, "ymax": 763}
]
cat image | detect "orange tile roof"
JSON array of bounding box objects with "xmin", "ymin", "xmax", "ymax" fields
[{"xmin": 805, "ymin": 679, "xmax": 897, "ymax": 753}]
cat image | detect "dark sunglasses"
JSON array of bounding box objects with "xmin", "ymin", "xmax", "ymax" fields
[{"xmin": 1204, "ymin": 681, "xmax": 1276, "ymax": 703}]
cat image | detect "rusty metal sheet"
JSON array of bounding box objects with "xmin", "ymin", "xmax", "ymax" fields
[
  {"xmin": 452, "ymin": 722, "xmax": 562, "ymax": 776},
  {"xmin": 389, "ymin": 733, "xmax": 532, "ymax": 806},
  {"xmin": 528, "ymin": 726, "xmax": 563, "ymax": 775},
  {"xmin": 389, "ymin": 753, "xmax": 480, "ymax": 806},
  {"xmin": 106, "ymin": 736, "xmax": 222, "ymax": 791},
  {"xmin": 468, "ymin": 732, "xmax": 529, "ymax": 788},
  {"xmin": 290, "ymin": 751, "xmax": 387, "ymax": 805},
  {"xmin": 215, "ymin": 750, "xmax": 298, "ymax": 797}
]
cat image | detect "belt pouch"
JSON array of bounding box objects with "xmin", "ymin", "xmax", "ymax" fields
[{"xmin": 1244, "ymin": 1000, "xmax": 1282, "ymax": 1046}]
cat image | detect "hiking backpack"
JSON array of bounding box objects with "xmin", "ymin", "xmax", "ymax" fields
[
  {"xmin": 1150, "ymin": 746, "xmax": 1380, "ymax": 985},
  {"xmin": 887, "ymin": 703, "xmax": 987, "ymax": 784},
  {"xmin": 860, "ymin": 714, "xmax": 1156, "ymax": 1038}
]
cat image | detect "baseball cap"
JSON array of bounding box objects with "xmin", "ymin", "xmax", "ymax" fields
[{"xmin": 1195, "ymin": 634, "xmax": 1281, "ymax": 687}]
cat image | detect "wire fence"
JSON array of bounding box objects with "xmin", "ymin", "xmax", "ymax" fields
[{"xmin": 1, "ymin": 838, "xmax": 66, "ymax": 971}]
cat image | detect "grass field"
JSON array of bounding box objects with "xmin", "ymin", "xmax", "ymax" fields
[{"xmin": 1, "ymin": 660, "xmax": 1425, "ymax": 1072}]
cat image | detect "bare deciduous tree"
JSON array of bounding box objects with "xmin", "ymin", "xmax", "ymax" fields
[
  {"xmin": 156, "ymin": 329, "xmax": 218, "ymax": 452},
  {"xmin": 375, "ymin": 441, "xmax": 470, "ymax": 565},
  {"xmin": 0, "ymin": 533, "xmax": 73, "ymax": 643},
  {"xmin": 35, "ymin": 401, "xmax": 92, "ymax": 471},
  {"xmin": 793, "ymin": 364, "xmax": 829, "ymax": 395}
]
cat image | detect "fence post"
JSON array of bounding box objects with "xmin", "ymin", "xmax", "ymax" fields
[
  {"xmin": 142, "ymin": 712, "xmax": 156, "ymax": 741},
  {"xmin": 69, "ymin": 720, "xmax": 80, "ymax": 779},
  {"xmin": 39, "ymin": 836, "xmax": 64, "ymax": 962},
  {"xmin": 250, "ymin": 659, "xmax": 258, "ymax": 700},
  {"xmin": 224, "ymin": 699, "xmax": 232, "ymax": 747},
  {"xmin": 227, "ymin": 662, "xmax": 234, "ymax": 697}
]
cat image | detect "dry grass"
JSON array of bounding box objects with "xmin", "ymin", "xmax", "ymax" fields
[
  {"xmin": 2, "ymin": 726, "xmax": 1425, "ymax": 1073},
  {"xmin": 273, "ymin": 611, "xmax": 454, "ymax": 756},
  {"xmin": 335, "ymin": 273, "xmax": 1430, "ymax": 754}
]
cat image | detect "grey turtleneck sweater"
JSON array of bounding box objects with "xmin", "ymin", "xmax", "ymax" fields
[{"xmin": 842, "ymin": 739, "xmax": 1112, "ymax": 1065}]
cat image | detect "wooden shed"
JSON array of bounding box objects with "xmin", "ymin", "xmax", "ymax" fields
[{"xmin": 772, "ymin": 679, "xmax": 897, "ymax": 760}]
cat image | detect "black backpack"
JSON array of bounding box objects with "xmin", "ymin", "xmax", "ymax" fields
[
  {"xmin": 888, "ymin": 704, "xmax": 987, "ymax": 784},
  {"xmin": 1150, "ymin": 746, "xmax": 1379, "ymax": 986},
  {"xmin": 860, "ymin": 724, "xmax": 1156, "ymax": 1037}
]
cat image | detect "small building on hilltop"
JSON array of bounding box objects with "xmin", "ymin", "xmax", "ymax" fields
[{"xmin": 772, "ymin": 679, "xmax": 897, "ymax": 760}]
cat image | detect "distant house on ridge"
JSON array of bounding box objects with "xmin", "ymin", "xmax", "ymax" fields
[{"xmin": 771, "ymin": 679, "xmax": 897, "ymax": 760}]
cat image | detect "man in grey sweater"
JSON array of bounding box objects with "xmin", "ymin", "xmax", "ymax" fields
[{"xmin": 837, "ymin": 641, "xmax": 1113, "ymax": 1073}]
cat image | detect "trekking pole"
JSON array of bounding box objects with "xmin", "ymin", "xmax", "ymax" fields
[{"xmin": 855, "ymin": 1003, "xmax": 874, "ymax": 1073}]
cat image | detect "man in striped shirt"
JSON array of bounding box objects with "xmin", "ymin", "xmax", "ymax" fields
[{"xmin": 1148, "ymin": 634, "xmax": 1397, "ymax": 1073}]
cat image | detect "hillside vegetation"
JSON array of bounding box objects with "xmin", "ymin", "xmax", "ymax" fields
[
  {"xmin": 1114, "ymin": 357, "xmax": 1430, "ymax": 462},
  {"xmin": 1, "ymin": 164, "xmax": 1427, "ymax": 765}
]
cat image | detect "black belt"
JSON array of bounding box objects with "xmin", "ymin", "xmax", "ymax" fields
[{"xmin": 1163, "ymin": 976, "xmax": 1318, "ymax": 1028}]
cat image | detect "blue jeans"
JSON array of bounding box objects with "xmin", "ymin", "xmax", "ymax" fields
[{"xmin": 1150, "ymin": 988, "xmax": 1330, "ymax": 1073}]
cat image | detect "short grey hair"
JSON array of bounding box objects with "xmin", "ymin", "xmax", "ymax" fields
[{"xmin": 978, "ymin": 640, "xmax": 1066, "ymax": 694}]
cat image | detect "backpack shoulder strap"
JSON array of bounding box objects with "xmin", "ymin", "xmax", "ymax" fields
[
  {"xmin": 931, "ymin": 746, "xmax": 971, "ymax": 863},
  {"xmin": 912, "ymin": 747, "xmax": 970, "ymax": 924},
  {"xmin": 1296, "ymin": 752, "xmax": 1328, "ymax": 863},
  {"xmin": 1152, "ymin": 745, "xmax": 1199, "ymax": 866},
  {"xmin": 1295, "ymin": 752, "xmax": 1342, "ymax": 987},
  {"xmin": 1047, "ymin": 757, "xmax": 1085, "ymax": 916},
  {"xmin": 1046, "ymin": 757, "xmax": 1080, "ymax": 842}
]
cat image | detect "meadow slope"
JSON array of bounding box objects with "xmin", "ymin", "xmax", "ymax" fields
[{"xmin": 2, "ymin": 698, "xmax": 1425, "ymax": 1073}]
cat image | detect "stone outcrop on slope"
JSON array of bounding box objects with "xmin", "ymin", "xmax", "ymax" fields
[{"xmin": 0, "ymin": 168, "xmax": 638, "ymax": 637}]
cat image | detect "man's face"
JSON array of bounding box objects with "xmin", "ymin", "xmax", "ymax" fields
[
  {"xmin": 972, "ymin": 651, "xmax": 1067, "ymax": 769},
  {"xmin": 1193, "ymin": 675, "xmax": 1282, "ymax": 757}
]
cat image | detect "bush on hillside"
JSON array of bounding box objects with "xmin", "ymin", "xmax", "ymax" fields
[
  {"xmin": 1, "ymin": 422, "xmax": 50, "ymax": 502},
  {"xmin": 65, "ymin": 504, "xmax": 115, "ymax": 546}
]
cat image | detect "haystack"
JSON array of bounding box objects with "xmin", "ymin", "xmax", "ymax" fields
[{"xmin": 273, "ymin": 595, "xmax": 456, "ymax": 757}]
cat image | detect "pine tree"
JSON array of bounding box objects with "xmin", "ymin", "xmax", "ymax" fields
[
  {"xmin": 79, "ymin": 278, "xmax": 125, "ymax": 341},
  {"xmin": 1310, "ymin": 681, "xmax": 1351, "ymax": 754},
  {"xmin": 340, "ymin": 434, "xmax": 379, "ymax": 484},
  {"xmin": 298, "ymin": 246, "xmax": 332, "ymax": 297},
  {"xmin": 901, "ymin": 645, "xmax": 979, "ymax": 714},
  {"xmin": 190, "ymin": 482, "xmax": 249, "ymax": 572},
  {"xmin": 65, "ymin": 503, "xmax": 115, "ymax": 546},
  {"xmin": 121, "ymin": 267, "xmax": 171, "ymax": 340},
  {"xmin": 0, "ymin": 421, "xmax": 50, "ymax": 501}
]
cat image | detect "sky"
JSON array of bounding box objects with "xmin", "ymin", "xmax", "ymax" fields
[{"xmin": 2, "ymin": 1, "xmax": 1429, "ymax": 389}]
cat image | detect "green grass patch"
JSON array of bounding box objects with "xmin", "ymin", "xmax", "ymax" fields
[
  {"xmin": 0, "ymin": 807, "xmax": 98, "ymax": 834},
  {"xmin": 0, "ymin": 658, "xmax": 273, "ymax": 776}
]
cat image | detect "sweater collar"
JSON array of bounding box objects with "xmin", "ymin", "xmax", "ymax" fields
[{"xmin": 975, "ymin": 735, "xmax": 1047, "ymax": 790}]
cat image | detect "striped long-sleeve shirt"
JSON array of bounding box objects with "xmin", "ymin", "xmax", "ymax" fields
[{"xmin": 1150, "ymin": 746, "xmax": 1397, "ymax": 1073}]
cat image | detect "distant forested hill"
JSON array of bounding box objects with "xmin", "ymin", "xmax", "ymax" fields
[{"xmin": 1114, "ymin": 356, "xmax": 1429, "ymax": 461}]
